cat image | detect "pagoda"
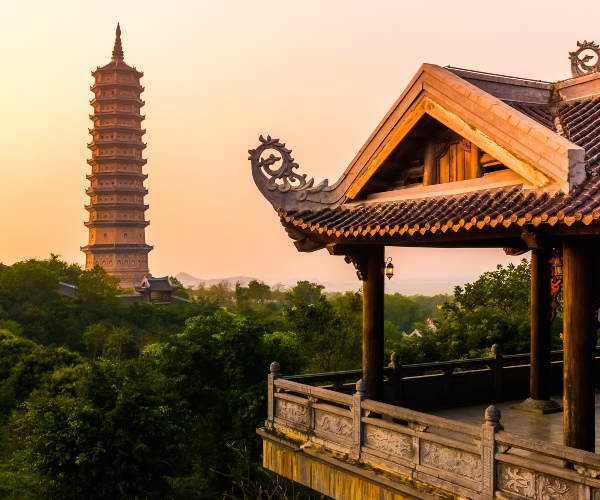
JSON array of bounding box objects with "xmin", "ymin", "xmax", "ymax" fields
[{"xmin": 81, "ymin": 24, "xmax": 152, "ymax": 289}]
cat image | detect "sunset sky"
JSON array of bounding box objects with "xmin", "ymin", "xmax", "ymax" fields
[{"xmin": 1, "ymin": 1, "xmax": 599, "ymax": 292}]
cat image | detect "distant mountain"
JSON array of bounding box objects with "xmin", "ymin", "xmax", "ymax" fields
[{"xmin": 175, "ymin": 272, "xmax": 456, "ymax": 295}]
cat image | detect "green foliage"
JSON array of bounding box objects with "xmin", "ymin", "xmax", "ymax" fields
[
  {"xmin": 191, "ymin": 280, "xmax": 235, "ymax": 307},
  {"xmin": 0, "ymin": 256, "xmax": 548, "ymax": 498},
  {"xmin": 82, "ymin": 323, "xmax": 109, "ymax": 360},
  {"xmin": 285, "ymin": 281, "xmax": 324, "ymax": 306},
  {"xmin": 384, "ymin": 293, "xmax": 449, "ymax": 334},
  {"xmin": 247, "ymin": 280, "xmax": 272, "ymax": 305},
  {"xmin": 437, "ymin": 260, "xmax": 531, "ymax": 358},
  {"xmin": 0, "ymin": 331, "xmax": 82, "ymax": 421},
  {"xmin": 387, "ymin": 260, "xmax": 536, "ymax": 363},
  {"xmin": 74, "ymin": 266, "xmax": 123, "ymax": 324},
  {"xmin": 146, "ymin": 310, "xmax": 306, "ymax": 495},
  {"xmin": 104, "ymin": 326, "xmax": 133, "ymax": 361},
  {"xmin": 21, "ymin": 360, "xmax": 186, "ymax": 499},
  {"xmin": 0, "ymin": 321, "xmax": 22, "ymax": 337},
  {"xmin": 285, "ymin": 289, "xmax": 362, "ymax": 373},
  {"xmin": 0, "ymin": 259, "xmax": 70, "ymax": 344}
]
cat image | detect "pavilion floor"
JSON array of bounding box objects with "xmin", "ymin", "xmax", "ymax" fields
[{"xmin": 428, "ymin": 392, "xmax": 600, "ymax": 452}]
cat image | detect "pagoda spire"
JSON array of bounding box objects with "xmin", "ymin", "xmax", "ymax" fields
[{"xmin": 112, "ymin": 23, "xmax": 124, "ymax": 61}]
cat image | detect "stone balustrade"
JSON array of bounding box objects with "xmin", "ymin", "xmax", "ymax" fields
[{"xmin": 261, "ymin": 361, "xmax": 600, "ymax": 499}]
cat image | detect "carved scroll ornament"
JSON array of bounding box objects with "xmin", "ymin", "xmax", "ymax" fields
[
  {"xmin": 276, "ymin": 400, "xmax": 309, "ymax": 425},
  {"xmin": 421, "ymin": 441, "xmax": 482, "ymax": 480},
  {"xmin": 570, "ymin": 41, "xmax": 600, "ymax": 78},
  {"xmin": 499, "ymin": 465, "xmax": 576, "ymax": 500},
  {"xmin": 364, "ymin": 425, "xmax": 413, "ymax": 458},
  {"xmin": 315, "ymin": 412, "xmax": 352, "ymax": 436},
  {"xmin": 249, "ymin": 136, "xmax": 334, "ymax": 211}
]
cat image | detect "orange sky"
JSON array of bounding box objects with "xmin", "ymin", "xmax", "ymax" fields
[{"xmin": 0, "ymin": 1, "xmax": 598, "ymax": 292}]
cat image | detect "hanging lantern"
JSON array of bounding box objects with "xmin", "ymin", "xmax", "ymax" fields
[
  {"xmin": 385, "ymin": 257, "xmax": 394, "ymax": 280},
  {"xmin": 552, "ymin": 254, "xmax": 563, "ymax": 279}
]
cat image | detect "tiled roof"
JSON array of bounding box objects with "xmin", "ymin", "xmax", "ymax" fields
[
  {"xmin": 145, "ymin": 277, "xmax": 176, "ymax": 291},
  {"xmin": 505, "ymin": 102, "xmax": 554, "ymax": 129},
  {"xmin": 279, "ymin": 173, "xmax": 600, "ymax": 237},
  {"xmin": 507, "ymin": 99, "xmax": 600, "ymax": 172},
  {"xmin": 560, "ymin": 99, "xmax": 600, "ymax": 171},
  {"xmin": 277, "ymin": 95, "xmax": 600, "ymax": 239}
]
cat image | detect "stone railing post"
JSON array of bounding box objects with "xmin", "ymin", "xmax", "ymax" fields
[
  {"xmin": 388, "ymin": 352, "xmax": 403, "ymax": 406},
  {"xmin": 267, "ymin": 361, "xmax": 280, "ymax": 429},
  {"xmin": 481, "ymin": 404, "xmax": 503, "ymax": 497},
  {"xmin": 351, "ymin": 379, "xmax": 369, "ymax": 460},
  {"xmin": 491, "ymin": 344, "xmax": 503, "ymax": 402}
]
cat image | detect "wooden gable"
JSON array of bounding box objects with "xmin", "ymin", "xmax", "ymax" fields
[
  {"xmin": 250, "ymin": 64, "xmax": 586, "ymax": 214},
  {"xmin": 344, "ymin": 64, "xmax": 586, "ymax": 204},
  {"xmin": 352, "ymin": 114, "xmax": 519, "ymax": 201}
]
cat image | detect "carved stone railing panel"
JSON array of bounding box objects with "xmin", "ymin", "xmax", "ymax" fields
[
  {"xmin": 497, "ymin": 463, "xmax": 579, "ymax": 500},
  {"xmin": 314, "ymin": 409, "xmax": 352, "ymax": 439},
  {"xmin": 420, "ymin": 440, "xmax": 482, "ymax": 481},
  {"xmin": 275, "ymin": 398, "xmax": 309, "ymax": 427},
  {"xmin": 363, "ymin": 423, "xmax": 413, "ymax": 460}
]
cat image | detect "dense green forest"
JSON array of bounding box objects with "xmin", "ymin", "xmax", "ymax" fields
[{"xmin": 0, "ymin": 255, "xmax": 551, "ymax": 498}]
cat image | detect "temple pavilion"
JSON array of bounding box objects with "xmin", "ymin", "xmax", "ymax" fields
[
  {"xmin": 81, "ymin": 25, "xmax": 152, "ymax": 289},
  {"xmin": 251, "ymin": 42, "xmax": 600, "ymax": 499}
]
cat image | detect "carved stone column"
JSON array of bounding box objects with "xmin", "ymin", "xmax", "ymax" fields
[{"xmin": 363, "ymin": 246, "xmax": 385, "ymax": 402}]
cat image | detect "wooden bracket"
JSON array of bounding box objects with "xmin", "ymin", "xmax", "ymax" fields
[
  {"xmin": 283, "ymin": 225, "xmax": 326, "ymax": 253},
  {"xmin": 327, "ymin": 244, "xmax": 368, "ymax": 281},
  {"xmin": 521, "ymin": 228, "xmax": 552, "ymax": 250},
  {"xmin": 503, "ymin": 247, "xmax": 528, "ymax": 256}
]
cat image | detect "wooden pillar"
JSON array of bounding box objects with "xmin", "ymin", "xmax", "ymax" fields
[
  {"xmin": 423, "ymin": 139, "xmax": 437, "ymax": 186},
  {"xmin": 530, "ymin": 248, "xmax": 552, "ymax": 401},
  {"xmin": 469, "ymin": 143, "xmax": 482, "ymax": 179},
  {"xmin": 362, "ymin": 246, "xmax": 385, "ymax": 402},
  {"xmin": 563, "ymin": 238, "xmax": 598, "ymax": 451}
]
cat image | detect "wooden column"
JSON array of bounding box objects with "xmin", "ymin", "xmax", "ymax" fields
[
  {"xmin": 469, "ymin": 143, "xmax": 482, "ymax": 179},
  {"xmin": 530, "ymin": 248, "xmax": 552, "ymax": 401},
  {"xmin": 423, "ymin": 139, "xmax": 437, "ymax": 186},
  {"xmin": 362, "ymin": 246, "xmax": 385, "ymax": 402},
  {"xmin": 563, "ymin": 238, "xmax": 598, "ymax": 452}
]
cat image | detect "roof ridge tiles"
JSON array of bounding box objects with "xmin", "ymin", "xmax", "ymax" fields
[
  {"xmin": 409, "ymin": 197, "xmax": 447, "ymax": 227},
  {"xmin": 387, "ymin": 205, "xmax": 413, "ymax": 228},
  {"xmin": 486, "ymin": 191, "xmax": 523, "ymax": 222},
  {"xmin": 559, "ymin": 106, "xmax": 581, "ymax": 123},
  {"xmin": 567, "ymin": 112, "xmax": 600, "ymax": 138}
]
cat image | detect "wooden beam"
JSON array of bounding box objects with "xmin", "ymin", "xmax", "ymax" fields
[
  {"xmin": 563, "ymin": 237, "xmax": 598, "ymax": 452},
  {"xmin": 362, "ymin": 246, "xmax": 385, "ymax": 402}
]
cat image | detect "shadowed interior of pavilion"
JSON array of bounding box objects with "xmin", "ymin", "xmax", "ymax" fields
[{"xmin": 251, "ymin": 43, "xmax": 600, "ymax": 499}]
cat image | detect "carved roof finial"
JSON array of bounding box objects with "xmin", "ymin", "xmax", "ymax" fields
[
  {"xmin": 569, "ymin": 40, "xmax": 600, "ymax": 78},
  {"xmin": 112, "ymin": 23, "xmax": 124, "ymax": 61}
]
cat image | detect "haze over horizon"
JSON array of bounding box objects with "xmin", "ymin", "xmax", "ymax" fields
[{"xmin": 1, "ymin": 0, "xmax": 596, "ymax": 290}]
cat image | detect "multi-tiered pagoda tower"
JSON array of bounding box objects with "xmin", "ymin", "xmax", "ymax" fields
[{"xmin": 82, "ymin": 24, "xmax": 152, "ymax": 288}]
